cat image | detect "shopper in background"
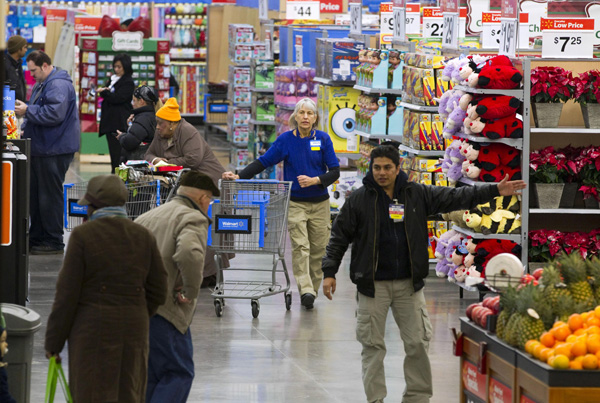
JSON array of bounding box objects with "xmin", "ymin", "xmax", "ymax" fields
[
  {"xmin": 321, "ymin": 145, "xmax": 527, "ymax": 403},
  {"xmin": 135, "ymin": 171, "xmax": 218, "ymax": 403},
  {"xmin": 4, "ymin": 35, "xmax": 28, "ymax": 102},
  {"xmin": 116, "ymin": 85, "xmax": 163, "ymax": 163},
  {"xmin": 222, "ymin": 97, "xmax": 340, "ymax": 310},
  {"xmin": 45, "ymin": 175, "xmax": 168, "ymax": 402},
  {"xmin": 97, "ymin": 53, "xmax": 135, "ymax": 171},
  {"xmin": 14, "ymin": 50, "xmax": 80, "ymax": 255}
]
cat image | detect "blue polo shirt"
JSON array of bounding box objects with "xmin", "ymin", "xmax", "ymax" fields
[{"xmin": 258, "ymin": 129, "xmax": 339, "ymax": 201}]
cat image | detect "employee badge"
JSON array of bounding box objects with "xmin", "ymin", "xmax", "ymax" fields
[{"xmin": 389, "ymin": 203, "xmax": 404, "ymax": 222}]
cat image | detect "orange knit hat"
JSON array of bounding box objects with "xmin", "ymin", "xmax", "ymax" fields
[{"xmin": 156, "ymin": 97, "xmax": 181, "ymax": 121}]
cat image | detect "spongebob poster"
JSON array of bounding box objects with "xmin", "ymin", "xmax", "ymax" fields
[{"xmin": 319, "ymin": 85, "xmax": 361, "ymax": 154}]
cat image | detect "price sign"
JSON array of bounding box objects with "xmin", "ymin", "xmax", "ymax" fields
[
  {"xmin": 380, "ymin": 2, "xmax": 393, "ymax": 44},
  {"xmin": 259, "ymin": 0, "xmax": 268, "ymax": 20},
  {"xmin": 482, "ymin": 12, "xmax": 501, "ymax": 48},
  {"xmin": 519, "ymin": 13, "xmax": 529, "ymax": 49},
  {"xmin": 541, "ymin": 18, "xmax": 595, "ymax": 59},
  {"xmin": 350, "ymin": 3, "xmax": 362, "ymax": 35},
  {"xmin": 499, "ymin": 18, "xmax": 517, "ymax": 57},
  {"xmin": 295, "ymin": 35, "xmax": 303, "ymax": 67},
  {"xmin": 393, "ymin": 7, "xmax": 406, "ymax": 40},
  {"xmin": 443, "ymin": 12, "xmax": 459, "ymax": 48},
  {"xmin": 406, "ymin": 3, "xmax": 420, "ymax": 35},
  {"xmin": 423, "ymin": 7, "xmax": 444, "ymax": 37},
  {"xmin": 441, "ymin": 0, "xmax": 458, "ymax": 13},
  {"xmin": 286, "ymin": 1, "xmax": 320, "ymax": 20}
]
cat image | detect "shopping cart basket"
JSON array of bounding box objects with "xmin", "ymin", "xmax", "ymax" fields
[{"xmin": 210, "ymin": 179, "xmax": 293, "ymax": 318}]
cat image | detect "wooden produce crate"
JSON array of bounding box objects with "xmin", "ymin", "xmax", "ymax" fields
[{"xmin": 515, "ymin": 350, "xmax": 600, "ymax": 403}]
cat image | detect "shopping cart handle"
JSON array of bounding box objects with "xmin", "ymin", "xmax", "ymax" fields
[{"xmin": 221, "ymin": 179, "xmax": 293, "ymax": 184}]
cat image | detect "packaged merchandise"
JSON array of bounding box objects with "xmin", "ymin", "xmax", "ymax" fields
[
  {"xmin": 229, "ymin": 66, "xmax": 250, "ymax": 87},
  {"xmin": 321, "ymin": 38, "xmax": 365, "ymax": 82},
  {"xmin": 232, "ymin": 126, "xmax": 250, "ymax": 145},
  {"xmin": 251, "ymin": 59, "xmax": 275, "ymax": 90},
  {"xmin": 228, "ymin": 106, "xmax": 251, "ymax": 127},
  {"xmin": 275, "ymin": 107, "xmax": 293, "ymax": 136},
  {"xmin": 252, "ymin": 93, "xmax": 276, "ymax": 122},
  {"xmin": 274, "ymin": 66, "xmax": 317, "ymax": 108},
  {"xmin": 318, "ymin": 86, "xmax": 361, "ymax": 153}
]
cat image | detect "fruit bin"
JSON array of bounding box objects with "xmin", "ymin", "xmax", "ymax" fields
[{"xmin": 458, "ymin": 317, "xmax": 600, "ymax": 403}]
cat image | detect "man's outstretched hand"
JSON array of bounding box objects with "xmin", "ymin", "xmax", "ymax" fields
[
  {"xmin": 497, "ymin": 174, "xmax": 527, "ymax": 196},
  {"xmin": 323, "ymin": 277, "xmax": 336, "ymax": 300}
]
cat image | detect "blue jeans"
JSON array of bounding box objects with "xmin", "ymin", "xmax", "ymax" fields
[
  {"xmin": 146, "ymin": 315, "xmax": 194, "ymax": 403},
  {"xmin": 29, "ymin": 153, "xmax": 73, "ymax": 249}
]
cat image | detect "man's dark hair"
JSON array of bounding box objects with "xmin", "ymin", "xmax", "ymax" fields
[
  {"xmin": 113, "ymin": 53, "xmax": 133, "ymax": 76},
  {"xmin": 370, "ymin": 145, "xmax": 400, "ymax": 167},
  {"xmin": 26, "ymin": 50, "xmax": 52, "ymax": 67}
]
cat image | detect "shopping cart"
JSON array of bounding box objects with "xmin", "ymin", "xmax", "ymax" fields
[
  {"xmin": 63, "ymin": 169, "xmax": 188, "ymax": 230},
  {"xmin": 210, "ymin": 179, "xmax": 293, "ymax": 318}
]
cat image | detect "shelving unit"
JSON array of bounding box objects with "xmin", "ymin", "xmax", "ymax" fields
[
  {"xmin": 399, "ymin": 101, "xmax": 438, "ymax": 112},
  {"xmin": 356, "ymin": 129, "xmax": 402, "ymax": 141},
  {"xmin": 454, "ymin": 131, "xmax": 523, "ymax": 150},
  {"xmin": 530, "ymin": 209, "xmax": 600, "ymax": 215},
  {"xmin": 250, "ymin": 119, "xmax": 276, "ymax": 126},
  {"xmin": 398, "ymin": 144, "xmax": 445, "ymax": 157},
  {"xmin": 353, "ymin": 85, "xmax": 403, "ymax": 95},
  {"xmin": 454, "ymin": 85, "xmax": 524, "ymax": 101},
  {"xmin": 313, "ymin": 77, "xmax": 354, "ymax": 86},
  {"xmin": 458, "ymin": 177, "xmax": 488, "ymax": 187},
  {"xmin": 453, "ymin": 226, "xmax": 522, "ymax": 243}
]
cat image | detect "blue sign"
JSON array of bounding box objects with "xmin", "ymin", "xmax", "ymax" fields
[
  {"xmin": 215, "ymin": 215, "xmax": 252, "ymax": 234},
  {"xmin": 69, "ymin": 199, "xmax": 88, "ymax": 217}
]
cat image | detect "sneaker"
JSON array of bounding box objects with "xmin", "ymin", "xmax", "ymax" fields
[
  {"xmin": 30, "ymin": 245, "xmax": 64, "ymax": 255},
  {"xmin": 301, "ymin": 293, "xmax": 315, "ymax": 310}
]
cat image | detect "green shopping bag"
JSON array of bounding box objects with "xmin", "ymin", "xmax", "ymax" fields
[{"xmin": 45, "ymin": 357, "xmax": 73, "ymax": 403}]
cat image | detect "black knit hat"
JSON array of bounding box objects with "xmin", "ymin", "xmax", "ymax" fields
[
  {"xmin": 7, "ymin": 35, "xmax": 27, "ymax": 54},
  {"xmin": 180, "ymin": 171, "xmax": 220, "ymax": 197}
]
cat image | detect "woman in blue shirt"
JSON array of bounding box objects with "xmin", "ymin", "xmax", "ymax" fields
[{"xmin": 223, "ymin": 98, "xmax": 340, "ymax": 309}]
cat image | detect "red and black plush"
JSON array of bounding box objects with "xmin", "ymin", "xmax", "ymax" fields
[
  {"xmin": 474, "ymin": 64, "xmax": 523, "ymax": 89},
  {"xmin": 473, "ymin": 239, "xmax": 522, "ymax": 274},
  {"xmin": 463, "ymin": 142, "xmax": 522, "ymax": 182},
  {"xmin": 468, "ymin": 95, "xmax": 521, "ymax": 120},
  {"xmin": 469, "ymin": 115, "xmax": 523, "ymax": 139}
]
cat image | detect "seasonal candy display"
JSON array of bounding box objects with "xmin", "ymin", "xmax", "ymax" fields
[{"xmin": 274, "ymin": 67, "xmax": 317, "ymax": 108}]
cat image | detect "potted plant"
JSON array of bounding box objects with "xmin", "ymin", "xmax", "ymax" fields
[
  {"xmin": 529, "ymin": 146, "xmax": 571, "ymax": 208},
  {"xmin": 574, "ymin": 145, "xmax": 600, "ymax": 208},
  {"xmin": 529, "ymin": 229, "xmax": 564, "ymax": 264},
  {"xmin": 530, "ymin": 66, "xmax": 579, "ymax": 128},
  {"xmin": 573, "ymin": 70, "xmax": 600, "ymax": 128}
]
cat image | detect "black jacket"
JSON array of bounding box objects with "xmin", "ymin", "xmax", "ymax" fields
[
  {"xmin": 4, "ymin": 52, "xmax": 26, "ymax": 102},
  {"xmin": 0, "ymin": 366, "xmax": 16, "ymax": 403},
  {"xmin": 322, "ymin": 170, "xmax": 500, "ymax": 297},
  {"xmin": 119, "ymin": 105, "xmax": 156, "ymax": 163},
  {"xmin": 98, "ymin": 75, "xmax": 135, "ymax": 135}
]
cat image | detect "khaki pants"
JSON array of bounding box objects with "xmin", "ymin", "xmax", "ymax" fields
[
  {"xmin": 356, "ymin": 279, "xmax": 433, "ymax": 403},
  {"xmin": 287, "ymin": 199, "xmax": 331, "ymax": 297}
]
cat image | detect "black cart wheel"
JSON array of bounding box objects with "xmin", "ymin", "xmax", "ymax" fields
[
  {"xmin": 285, "ymin": 293, "xmax": 292, "ymax": 310},
  {"xmin": 214, "ymin": 299, "xmax": 223, "ymax": 317},
  {"xmin": 251, "ymin": 300, "xmax": 260, "ymax": 318}
]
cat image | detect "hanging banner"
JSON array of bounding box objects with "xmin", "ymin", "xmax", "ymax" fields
[{"xmin": 541, "ymin": 17, "xmax": 594, "ymax": 58}]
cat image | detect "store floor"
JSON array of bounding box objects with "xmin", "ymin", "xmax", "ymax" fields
[{"xmin": 24, "ymin": 128, "xmax": 475, "ymax": 402}]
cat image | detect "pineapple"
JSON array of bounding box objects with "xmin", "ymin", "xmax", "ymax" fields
[
  {"xmin": 586, "ymin": 256, "xmax": 600, "ymax": 301},
  {"xmin": 496, "ymin": 286, "xmax": 517, "ymax": 340},
  {"xmin": 503, "ymin": 311, "xmax": 522, "ymax": 348},
  {"xmin": 554, "ymin": 294, "xmax": 576, "ymax": 322},
  {"xmin": 516, "ymin": 284, "xmax": 547, "ymax": 350},
  {"xmin": 558, "ymin": 254, "xmax": 596, "ymax": 310},
  {"xmin": 541, "ymin": 264, "xmax": 571, "ymax": 317}
]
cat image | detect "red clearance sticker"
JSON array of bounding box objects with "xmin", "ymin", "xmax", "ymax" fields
[{"xmin": 462, "ymin": 360, "xmax": 487, "ymax": 400}]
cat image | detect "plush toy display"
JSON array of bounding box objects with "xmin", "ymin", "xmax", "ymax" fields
[
  {"xmin": 467, "ymin": 55, "xmax": 523, "ymax": 89},
  {"xmin": 473, "ymin": 239, "xmax": 522, "ymax": 275},
  {"xmin": 477, "ymin": 195, "xmax": 520, "ymax": 215},
  {"xmin": 463, "ymin": 210, "xmax": 483, "ymax": 232},
  {"xmin": 462, "ymin": 208, "xmax": 521, "ymax": 235},
  {"xmin": 434, "ymin": 230, "xmax": 462, "ymax": 278},
  {"xmin": 468, "ymin": 115, "xmax": 523, "ymax": 139},
  {"xmin": 462, "ymin": 142, "xmax": 522, "ymax": 182},
  {"xmin": 467, "ymin": 96, "xmax": 521, "ymax": 121},
  {"xmin": 458, "ymin": 55, "xmax": 491, "ymax": 82}
]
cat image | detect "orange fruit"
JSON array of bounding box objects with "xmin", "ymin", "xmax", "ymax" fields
[
  {"xmin": 551, "ymin": 354, "xmax": 570, "ymax": 369},
  {"xmin": 554, "ymin": 343, "xmax": 573, "ymax": 359},
  {"xmin": 596, "ymin": 350, "xmax": 600, "ymax": 361},
  {"xmin": 594, "ymin": 306, "xmax": 600, "ymax": 318},
  {"xmin": 586, "ymin": 334, "xmax": 600, "ymax": 354},
  {"xmin": 552, "ymin": 324, "xmax": 572, "ymax": 342},
  {"xmin": 574, "ymin": 328, "xmax": 587, "ymax": 336},
  {"xmin": 570, "ymin": 360, "xmax": 583, "ymax": 370},
  {"xmin": 566, "ymin": 334, "xmax": 578, "ymax": 343},
  {"xmin": 581, "ymin": 312, "xmax": 590, "ymax": 323},
  {"xmin": 582, "ymin": 354, "xmax": 599, "ymax": 370},
  {"xmin": 533, "ymin": 344, "xmax": 546, "ymax": 359},
  {"xmin": 540, "ymin": 332, "xmax": 556, "ymax": 348},
  {"xmin": 540, "ymin": 348, "xmax": 554, "ymax": 363},
  {"xmin": 568, "ymin": 314, "xmax": 584, "ymax": 331},
  {"xmin": 586, "ymin": 325, "xmax": 600, "ymax": 335},
  {"xmin": 588, "ymin": 316, "xmax": 600, "ymax": 328},
  {"xmin": 553, "ymin": 321, "xmax": 566, "ymax": 328},
  {"xmin": 572, "ymin": 341, "xmax": 587, "ymax": 357},
  {"xmin": 525, "ymin": 340, "xmax": 540, "ymax": 355}
]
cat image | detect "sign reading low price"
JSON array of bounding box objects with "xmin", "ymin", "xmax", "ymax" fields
[
  {"xmin": 541, "ymin": 18, "xmax": 595, "ymax": 59},
  {"xmin": 286, "ymin": 0, "xmax": 320, "ymax": 20},
  {"xmin": 488, "ymin": 378, "xmax": 512, "ymax": 403},
  {"xmin": 482, "ymin": 12, "xmax": 502, "ymax": 48},
  {"xmin": 406, "ymin": 3, "xmax": 421, "ymax": 35},
  {"xmin": 380, "ymin": 2, "xmax": 394, "ymax": 44},
  {"xmin": 462, "ymin": 360, "xmax": 487, "ymax": 401},
  {"xmin": 423, "ymin": 7, "xmax": 444, "ymax": 37}
]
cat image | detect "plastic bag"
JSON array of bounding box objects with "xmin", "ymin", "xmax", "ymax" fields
[{"xmin": 45, "ymin": 357, "xmax": 73, "ymax": 403}]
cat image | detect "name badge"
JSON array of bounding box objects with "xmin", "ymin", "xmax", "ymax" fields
[
  {"xmin": 310, "ymin": 140, "xmax": 321, "ymax": 151},
  {"xmin": 389, "ymin": 203, "xmax": 404, "ymax": 222}
]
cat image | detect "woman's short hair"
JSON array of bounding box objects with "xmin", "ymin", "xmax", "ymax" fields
[
  {"xmin": 113, "ymin": 53, "xmax": 133, "ymax": 76},
  {"xmin": 288, "ymin": 98, "xmax": 319, "ymax": 131}
]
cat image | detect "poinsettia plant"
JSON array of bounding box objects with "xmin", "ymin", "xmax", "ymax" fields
[
  {"xmin": 573, "ymin": 70, "xmax": 600, "ymax": 104},
  {"xmin": 530, "ymin": 66, "xmax": 580, "ymax": 103},
  {"xmin": 574, "ymin": 145, "xmax": 600, "ymax": 201},
  {"xmin": 529, "ymin": 146, "xmax": 571, "ymax": 183},
  {"xmin": 529, "ymin": 229, "xmax": 565, "ymax": 262}
]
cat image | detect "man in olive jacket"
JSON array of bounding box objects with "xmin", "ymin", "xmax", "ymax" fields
[
  {"xmin": 321, "ymin": 145, "xmax": 526, "ymax": 403},
  {"xmin": 135, "ymin": 171, "xmax": 219, "ymax": 403}
]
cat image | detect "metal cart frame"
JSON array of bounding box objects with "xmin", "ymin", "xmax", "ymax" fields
[{"xmin": 210, "ymin": 179, "xmax": 293, "ymax": 318}]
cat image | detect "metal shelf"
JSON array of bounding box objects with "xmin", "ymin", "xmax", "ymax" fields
[
  {"xmin": 353, "ymin": 85, "xmax": 403, "ymax": 95},
  {"xmin": 355, "ymin": 130, "xmax": 403, "ymax": 140},
  {"xmin": 336, "ymin": 152, "xmax": 363, "ymax": 160},
  {"xmin": 399, "ymin": 144, "xmax": 445, "ymax": 157},
  {"xmin": 458, "ymin": 177, "xmax": 491, "ymax": 187},
  {"xmin": 181, "ymin": 113, "xmax": 204, "ymax": 118},
  {"xmin": 206, "ymin": 123, "xmax": 228, "ymax": 133},
  {"xmin": 454, "ymin": 85, "xmax": 524, "ymax": 100},
  {"xmin": 530, "ymin": 127, "xmax": 600, "ymax": 134},
  {"xmin": 454, "ymin": 131, "xmax": 523, "ymax": 150},
  {"xmin": 454, "ymin": 281, "xmax": 481, "ymax": 293},
  {"xmin": 313, "ymin": 77, "xmax": 355, "ymax": 86},
  {"xmin": 250, "ymin": 119, "xmax": 276, "ymax": 126},
  {"xmin": 251, "ymin": 87, "xmax": 274, "ymax": 93},
  {"xmin": 530, "ymin": 209, "xmax": 600, "ymax": 215},
  {"xmin": 399, "ymin": 102, "xmax": 438, "ymax": 112},
  {"xmin": 232, "ymin": 142, "xmax": 249, "ymax": 148},
  {"xmin": 453, "ymin": 226, "xmax": 522, "ymax": 242}
]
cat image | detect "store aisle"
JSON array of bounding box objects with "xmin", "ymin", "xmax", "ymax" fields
[{"xmin": 25, "ymin": 148, "xmax": 474, "ymax": 403}]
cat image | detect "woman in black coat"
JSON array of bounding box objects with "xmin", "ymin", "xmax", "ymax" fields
[
  {"xmin": 97, "ymin": 53, "xmax": 135, "ymax": 171},
  {"xmin": 116, "ymin": 85, "xmax": 163, "ymax": 163}
]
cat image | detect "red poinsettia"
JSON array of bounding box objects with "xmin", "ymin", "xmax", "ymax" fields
[
  {"xmin": 529, "ymin": 229, "xmax": 564, "ymax": 262},
  {"xmin": 573, "ymin": 70, "xmax": 600, "ymax": 104},
  {"xmin": 574, "ymin": 145, "xmax": 600, "ymax": 201},
  {"xmin": 531, "ymin": 66, "xmax": 579, "ymax": 103},
  {"xmin": 529, "ymin": 146, "xmax": 571, "ymax": 183}
]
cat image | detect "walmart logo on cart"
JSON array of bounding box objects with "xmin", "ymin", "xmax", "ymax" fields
[{"xmin": 222, "ymin": 220, "xmax": 246, "ymax": 228}]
